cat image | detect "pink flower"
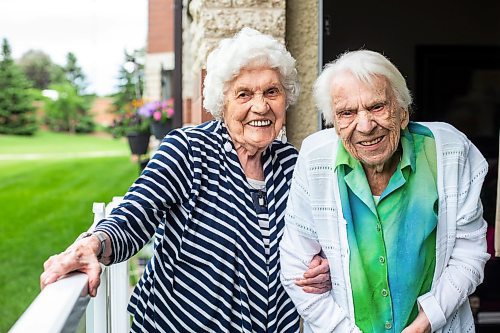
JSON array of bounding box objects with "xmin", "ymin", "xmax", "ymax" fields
[
  {"xmin": 167, "ymin": 108, "xmax": 174, "ymax": 118},
  {"xmin": 153, "ymin": 110, "xmax": 162, "ymax": 121}
]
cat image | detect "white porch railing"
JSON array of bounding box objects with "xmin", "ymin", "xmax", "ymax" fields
[{"xmin": 9, "ymin": 197, "xmax": 130, "ymax": 333}]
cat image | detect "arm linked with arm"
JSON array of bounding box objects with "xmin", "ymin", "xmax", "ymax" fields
[{"xmin": 280, "ymin": 155, "xmax": 361, "ymax": 332}]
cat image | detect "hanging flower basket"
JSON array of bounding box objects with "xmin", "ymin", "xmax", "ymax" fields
[
  {"xmin": 126, "ymin": 132, "xmax": 150, "ymax": 155},
  {"xmin": 138, "ymin": 99, "xmax": 175, "ymax": 140},
  {"xmin": 150, "ymin": 120, "xmax": 173, "ymax": 140}
]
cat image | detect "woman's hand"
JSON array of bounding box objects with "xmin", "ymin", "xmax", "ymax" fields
[
  {"xmin": 294, "ymin": 254, "xmax": 332, "ymax": 294},
  {"xmin": 401, "ymin": 309, "xmax": 431, "ymax": 333},
  {"xmin": 40, "ymin": 235, "xmax": 103, "ymax": 297}
]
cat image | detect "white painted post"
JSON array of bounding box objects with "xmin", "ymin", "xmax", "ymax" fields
[
  {"xmin": 86, "ymin": 268, "xmax": 109, "ymax": 333},
  {"xmin": 108, "ymin": 261, "xmax": 130, "ymax": 333},
  {"xmin": 105, "ymin": 197, "xmax": 130, "ymax": 332},
  {"xmin": 86, "ymin": 202, "xmax": 109, "ymax": 333}
]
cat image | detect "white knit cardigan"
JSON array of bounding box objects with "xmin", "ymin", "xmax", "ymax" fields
[{"xmin": 280, "ymin": 122, "xmax": 490, "ymax": 332}]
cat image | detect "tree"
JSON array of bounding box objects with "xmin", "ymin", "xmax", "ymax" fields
[
  {"xmin": 64, "ymin": 52, "xmax": 87, "ymax": 94},
  {"xmin": 113, "ymin": 49, "xmax": 144, "ymax": 110},
  {"xmin": 0, "ymin": 38, "xmax": 37, "ymax": 135},
  {"xmin": 43, "ymin": 82, "xmax": 94, "ymax": 134},
  {"xmin": 17, "ymin": 50, "xmax": 65, "ymax": 90}
]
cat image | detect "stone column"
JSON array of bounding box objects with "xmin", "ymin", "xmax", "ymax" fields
[{"xmin": 285, "ymin": 0, "xmax": 321, "ymax": 149}]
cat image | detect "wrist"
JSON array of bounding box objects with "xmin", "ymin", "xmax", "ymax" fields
[{"xmin": 77, "ymin": 231, "xmax": 106, "ymax": 259}]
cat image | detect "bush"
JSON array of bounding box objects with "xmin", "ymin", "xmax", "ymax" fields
[{"xmin": 43, "ymin": 83, "xmax": 95, "ymax": 134}]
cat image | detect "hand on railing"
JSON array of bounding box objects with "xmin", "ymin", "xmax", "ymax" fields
[{"xmin": 40, "ymin": 235, "xmax": 103, "ymax": 297}]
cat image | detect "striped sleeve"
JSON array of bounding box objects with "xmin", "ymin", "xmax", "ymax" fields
[{"xmin": 95, "ymin": 129, "xmax": 194, "ymax": 263}]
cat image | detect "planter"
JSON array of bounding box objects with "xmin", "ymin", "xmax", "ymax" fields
[
  {"xmin": 126, "ymin": 132, "xmax": 150, "ymax": 155},
  {"xmin": 150, "ymin": 121, "xmax": 173, "ymax": 140}
]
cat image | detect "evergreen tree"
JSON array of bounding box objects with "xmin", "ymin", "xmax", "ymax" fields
[
  {"xmin": 0, "ymin": 38, "xmax": 37, "ymax": 135},
  {"xmin": 113, "ymin": 49, "xmax": 144, "ymax": 111},
  {"xmin": 64, "ymin": 52, "xmax": 87, "ymax": 94}
]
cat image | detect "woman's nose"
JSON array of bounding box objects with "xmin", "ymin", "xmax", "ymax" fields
[
  {"xmin": 251, "ymin": 95, "xmax": 269, "ymax": 113},
  {"xmin": 356, "ymin": 111, "xmax": 376, "ymax": 133}
]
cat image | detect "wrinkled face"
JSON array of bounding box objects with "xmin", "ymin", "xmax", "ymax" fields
[
  {"xmin": 331, "ymin": 72, "xmax": 409, "ymax": 170},
  {"xmin": 223, "ymin": 67, "xmax": 286, "ymax": 153}
]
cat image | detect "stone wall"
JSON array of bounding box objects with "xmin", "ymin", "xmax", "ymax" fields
[
  {"xmin": 183, "ymin": 0, "xmax": 286, "ymax": 123},
  {"xmin": 186, "ymin": 0, "xmax": 285, "ymax": 75}
]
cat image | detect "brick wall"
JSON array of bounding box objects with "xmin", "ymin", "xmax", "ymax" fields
[{"xmin": 148, "ymin": 0, "xmax": 174, "ymax": 53}]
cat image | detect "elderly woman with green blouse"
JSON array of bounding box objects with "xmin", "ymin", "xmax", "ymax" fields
[{"xmin": 280, "ymin": 50, "xmax": 490, "ymax": 332}]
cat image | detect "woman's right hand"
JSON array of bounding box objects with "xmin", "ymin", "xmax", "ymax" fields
[
  {"xmin": 294, "ymin": 254, "xmax": 332, "ymax": 294},
  {"xmin": 40, "ymin": 235, "xmax": 102, "ymax": 297}
]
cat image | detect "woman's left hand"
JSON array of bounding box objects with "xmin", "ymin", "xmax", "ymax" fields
[
  {"xmin": 401, "ymin": 310, "xmax": 431, "ymax": 333},
  {"xmin": 294, "ymin": 254, "xmax": 331, "ymax": 294}
]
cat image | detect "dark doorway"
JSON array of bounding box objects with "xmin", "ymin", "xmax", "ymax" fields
[
  {"xmin": 415, "ymin": 45, "xmax": 500, "ymax": 159},
  {"xmin": 321, "ymin": 0, "xmax": 500, "ymax": 329}
]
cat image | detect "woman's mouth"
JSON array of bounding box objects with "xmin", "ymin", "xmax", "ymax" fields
[
  {"xmin": 248, "ymin": 120, "xmax": 272, "ymax": 127},
  {"xmin": 358, "ymin": 136, "xmax": 383, "ymax": 146}
]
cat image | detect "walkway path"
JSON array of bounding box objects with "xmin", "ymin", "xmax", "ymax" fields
[{"xmin": 0, "ymin": 151, "xmax": 128, "ymax": 161}]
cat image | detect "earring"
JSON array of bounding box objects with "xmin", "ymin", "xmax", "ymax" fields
[
  {"xmin": 224, "ymin": 141, "xmax": 232, "ymax": 152},
  {"xmin": 280, "ymin": 126, "xmax": 287, "ymax": 144}
]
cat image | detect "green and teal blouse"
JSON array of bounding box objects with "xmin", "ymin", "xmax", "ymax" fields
[{"xmin": 335, "ymin": 123, "xmax": 438, "ymax": 332}]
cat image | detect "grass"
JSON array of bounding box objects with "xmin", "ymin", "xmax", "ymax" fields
[
  {"xmin": 0, "ymin": 132, "xmax": 138, "ymax": 332},
  {"xmin": 0, "ymin": 131, "xmax": 129, "ymax": 154}
]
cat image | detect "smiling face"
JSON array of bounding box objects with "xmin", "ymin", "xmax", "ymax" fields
[
  {"xmin": 331, "ymin": 71, "xmax": 409, "ymax": 171},
  {"xmin": 223, "ymin": 67, "xmax": 286, "ymax": 155}
]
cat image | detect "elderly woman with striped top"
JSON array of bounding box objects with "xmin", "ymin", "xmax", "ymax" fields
[{"xmin": 41, "ymin": 27, "xmax": 330, "ymax": 332}]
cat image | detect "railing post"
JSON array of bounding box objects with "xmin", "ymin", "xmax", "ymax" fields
[
  {"xmin": 105, "ymin": 197, "xmax": 130, "ymax": 332},
  {"xmin": 85, "ymin": 268, "xmax": 109, "ymax": 333},
  {"xmin": 108, "ymin": 261, "xmax": 130, "ymax": 332},
  {"xmin": 86, "ymin": 202, "xmax": 109, "ymax": 333}
]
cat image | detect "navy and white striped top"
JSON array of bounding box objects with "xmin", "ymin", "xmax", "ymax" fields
[{"xmin": 95, "ymin": 120, "xmax": 300, "ymax": 332}]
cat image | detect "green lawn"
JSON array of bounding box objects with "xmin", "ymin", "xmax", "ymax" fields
[
  {"xmin": 0, "ymin": 132, "xmax": 138, "ymax": 332},
  {"xmin": 0, "ymin": 131, "xmax": 130, "ymax": 154}
]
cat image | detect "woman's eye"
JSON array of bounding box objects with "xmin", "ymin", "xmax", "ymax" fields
[
  {"xmin": 265, "ymin": 88, "xmax": 280, "ymax": 97},
  {"xmin": 237, "ymin": 91, "xmax": 251, "ymax": 99},
  {"xmin": 340, "ymin": 110, "xmax": 353, "ymax": 117},
  {"xmin": 371, "ymin": 104, "xmax": 385, "ymax": 112}
]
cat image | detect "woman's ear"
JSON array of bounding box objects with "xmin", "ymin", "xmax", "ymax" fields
[{"xmin": 400, "ymin": 108, "xmax": 410, "ymax": 130}]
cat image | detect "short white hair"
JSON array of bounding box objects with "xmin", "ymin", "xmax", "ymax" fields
[
  {"xmin": 314, "ymin": 50, "xmax": 412, "ymax": 126},
  {"xmin": 203, "ymin": 27, "xmax": 300, "ymax": 120}
]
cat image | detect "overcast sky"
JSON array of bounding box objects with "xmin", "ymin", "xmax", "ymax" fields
[{"xmin": 0, "ymin": 0, "xmax": 147, "ymax": 96}]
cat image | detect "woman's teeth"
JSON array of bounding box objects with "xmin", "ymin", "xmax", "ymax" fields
[
  {"xmin": 359, "ymin": 137, "xmax": 383, "ymax": 146},
  {"xmin": 248, "ymin": 120, "xmax": 271, "ymax": 127}
]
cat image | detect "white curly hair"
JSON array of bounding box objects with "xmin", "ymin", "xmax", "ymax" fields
[
  {"xmin": 314, "ymin": 50, "xmax": 412, "ymax": 126},
  {"xmin": 203, "ymin": 27, "xmax": 300, "ymax": 120}
]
